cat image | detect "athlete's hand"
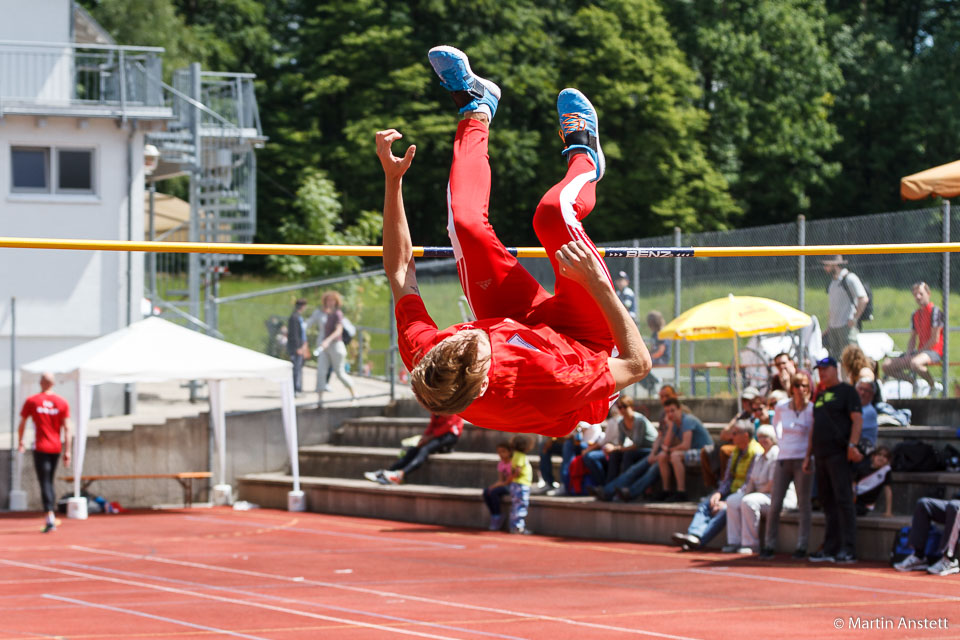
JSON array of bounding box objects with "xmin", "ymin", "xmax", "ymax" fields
[
  {"xmin": 556, "ymin": 240, "xmax": 608, "ymax": 290},
  {"xmin": 376, "ymin": 129, "xmax": 416, "ymax": 181}
]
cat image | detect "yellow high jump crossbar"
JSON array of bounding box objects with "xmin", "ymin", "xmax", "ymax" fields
[{"xmin": 3, "ymin": 237, "xmax": 960, "ymax": 258}]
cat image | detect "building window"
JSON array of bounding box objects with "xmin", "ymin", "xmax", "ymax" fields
[
  {"xmin": 11, "ymin": 146, "xmax": 96, "ymax": 195},
  {"xmin": 58, "ymin": 149, "xmax": 94, "ymax": 192},
  {"xmin": 11, "ymin": 147, "xmax": 49, "ymax": 192}
]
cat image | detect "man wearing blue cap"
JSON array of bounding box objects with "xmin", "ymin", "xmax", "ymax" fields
[{"xmin": 804, "ymin": 356, "xmax": 863, "ymax": 564}]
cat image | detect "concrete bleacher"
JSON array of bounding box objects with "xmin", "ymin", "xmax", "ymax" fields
[{"xmin": 239, "ymin": 396, "xmax": 960, "ymax": 562}]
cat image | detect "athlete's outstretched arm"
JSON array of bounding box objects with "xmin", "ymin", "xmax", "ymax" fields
[
  {"xmin": 376, "ymin": 129, "xmax": 419, "ymax": 300},
  {"xmin": 556, "ymin": 240, "xmax": 651, "ymax": 390}
]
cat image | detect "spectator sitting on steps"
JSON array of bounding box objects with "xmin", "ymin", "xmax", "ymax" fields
[
  {"xmin": 855, "ymin": 376, "xmax": 879, "ymax": 448},
  {"xmin": 853, "ymin": 446, "xmax": 892, "ymax": 517},
  {"xmin": 768, "ymin": 352, "xmax": 798, "ymax": 393},
  {"xmin": 655, "ymin": 397, "xmax": 711, "ymax": 503},
  {"xmin": 893, "ymin": 491, "xmax": 960, "ymax": 576},
  {"xmin": 723, "ymin": 425, "xmax": 786, "ymax": 555},
  {"xmin": 671, "ymin": 420, "xmax": 764, "ymax": 552},
  {"xmin": 591, "ymin": 387, "xmax": 676, "ymax": 502},
  {"xmin": 882, "ymin": 281, "xmax": 944, "ymax": 394},
  {"xmin": 701, "ymin": 386, "xmax": 759, "ymax": 491},
  {"xmin": 364, "ymin": 413, "xmax": 464, "ymax": 485},
  {"xmin": 583, "ymin": 396, "xmax": 657, "ymax": 487}
]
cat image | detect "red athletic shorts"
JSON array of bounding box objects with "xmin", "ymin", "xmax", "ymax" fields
[{"xmin": 446, "ymin": 118, "xmax": 614, "ymax": 353}]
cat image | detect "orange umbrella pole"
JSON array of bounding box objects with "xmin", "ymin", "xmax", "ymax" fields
[{"xmin": 3, "ymin": 237, "xmax": 960, "ymax": 258}]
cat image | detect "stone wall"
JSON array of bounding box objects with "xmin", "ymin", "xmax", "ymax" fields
[{"xmin": 0, "ymin": 402, "xmax": 384, "ymax": 511}]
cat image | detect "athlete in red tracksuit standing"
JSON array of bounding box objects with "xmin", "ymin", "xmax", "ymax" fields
[
  {"xmin": 18, "ymin": 372, "xmax": 72, "ymax": 532},
  {"xmin": 377, "ymin": 46, "xmax": 650, "ymax": 438}
]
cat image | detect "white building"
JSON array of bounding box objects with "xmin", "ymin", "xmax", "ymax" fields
[{"xmin": 0, "ymin": 1, "xmax": 172, "ymax": 421}]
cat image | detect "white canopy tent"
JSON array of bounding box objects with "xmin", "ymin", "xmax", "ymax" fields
[{"xmin": 19, "ymin": 317, "xmax": 302, "ymax": 514}]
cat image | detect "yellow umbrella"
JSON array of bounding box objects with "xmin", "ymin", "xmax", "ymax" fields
[{"xmin": 659, "ymin": 294, "xmax": 812, "ymax": 399}]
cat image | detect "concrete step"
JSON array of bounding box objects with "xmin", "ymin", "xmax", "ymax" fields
[
  {"xmin": 238, "ymin": 472, "xmax": 908, "ymax": 563},
  {"xmin": 890, "ymin": 471, "xmax": 960, "ymax": 513},
  {"xmin": 332, "ymin": 417, "xmax": 518, "ymax": 453},
  {"xmin": 299, "ymin": 445, "xmax": 519, "ymax": 487},
  {"xmin": 297, "ymin": 444, "xmax": 955, "ymax": 518}
]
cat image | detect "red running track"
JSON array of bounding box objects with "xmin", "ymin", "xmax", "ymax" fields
[{"xmin": 0, "ymin": 508, "xmax": 957, "ymax": 639}]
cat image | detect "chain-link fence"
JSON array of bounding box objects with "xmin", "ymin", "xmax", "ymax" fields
[{"xmin": 176, "ymin": 203, "xmax": 957, "ymax": 400}]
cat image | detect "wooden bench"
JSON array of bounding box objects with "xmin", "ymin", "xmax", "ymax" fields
[{"xmin": 62, "ymin": 472, "xmax": 212, "ymax": 507}]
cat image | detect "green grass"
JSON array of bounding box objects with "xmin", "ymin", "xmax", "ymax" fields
[{"xmin": 164, "ymin": 271, "xmax": 960, "ymax": 394}]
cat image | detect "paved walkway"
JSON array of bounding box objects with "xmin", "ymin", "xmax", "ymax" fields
[{"xmin": 1, "ymin": 367, "xmax": 413, "ymax": 448}]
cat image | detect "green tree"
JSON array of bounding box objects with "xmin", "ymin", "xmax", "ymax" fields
[
  {"xmin": 260, "ymin": 0, "xmax": 737, "ymax": 252},
  {"xmin": 666, "ymin": 0, "xmax": 842, "ymax": 225},
  {"xmin": 267, "ymin": 170, "xmax": 383, "ymax": 278},
  {"xmin": 560, "ymin": 0, "xmax": 740, "ymax": 236},
  {"xmin": 814, "ymin": 2, "xmax": 960, "ymax": 216},
  {"xmin": 78, "ymin": 0, "xmax": 204, "ymax": 74}
]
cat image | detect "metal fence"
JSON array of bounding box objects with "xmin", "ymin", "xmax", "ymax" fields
[{"xmin": 195, "ymin": 203, "xmax": 957, "ymax": 400}]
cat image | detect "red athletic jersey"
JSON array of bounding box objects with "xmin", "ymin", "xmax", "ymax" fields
[
  {"xmin": 396, "ymin": 295, "xmax": 616, "ymax": 437},
  {"xmin": 422, "ymin": 413, "xmax": 464, "ymax": 439},
  {"xmin": 912, "ymin": 302, "xmax": 944, "ymax": 356},
  {"xmin": 20, "ymin": 392, "xmax": 69, "ymax": 454}
]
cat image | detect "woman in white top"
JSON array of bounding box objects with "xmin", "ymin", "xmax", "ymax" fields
[
  {"xmin": 724, "ymin": 425, "xmax": 791, "ymax": 554},
  {"xmin": 760, "ymin": 372, "xmax": 815, "ymax": 559}
]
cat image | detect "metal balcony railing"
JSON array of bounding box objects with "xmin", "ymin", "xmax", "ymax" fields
[
  {"xmin": 0, "ymin": 40, "xmax": 168, "ymax": 117},
  {"xmin": 171, "ymin": 69, "xmax": 262, "ymax": 134}
]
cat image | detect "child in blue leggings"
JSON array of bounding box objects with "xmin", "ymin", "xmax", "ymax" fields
[{"xmin": 483, "ymin": 436, "xmax": 534, "ymax": 534}]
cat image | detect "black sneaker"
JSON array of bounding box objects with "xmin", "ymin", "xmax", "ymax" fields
[
  {"xmin": 616, "ymin": 487, "xmax": 633, "ymax": 502},
  {"xmin": 590, "ymin": 486, "xmax": 609, "ymax": 501},
  {"xmin": 808, "ymin": 550, "xmax": 835, "ymax": 563},
  {"xmin": 834, "ymin": 551, "xmax": 857, "ymax": 564},
  {"xmin": 672, "ymin": 532, "xmax": 700, "ymax": 549},
  {"xmin": 650, "ymin": 489, "xmax": 669, "ymax": 502},
  {"xmin": 758, "ymin": 547, "xmax": 776, "ymax": 560},
  {"xmin": 791, "ymin": 547, "xmax": 807, "ymax": 560},
  {"xmin": 670, "ymin": 491, "xmax": 689, "ymax": 502}
]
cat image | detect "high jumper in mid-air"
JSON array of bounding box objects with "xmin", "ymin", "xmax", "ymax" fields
[{"xmin": 376, "ymin": 45, "xmax": 650, "ymax": 437}]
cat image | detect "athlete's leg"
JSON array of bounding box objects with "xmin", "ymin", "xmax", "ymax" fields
[
  {"xmin": 447, "ymin": 119, "xmax": 548, "ymax": 320},
  {"xmin": 429, "ymin": 46, "xmax": 547, "ymax": 321},
  {"xmin": 528, "ymin": 89, "xmax": 613, "ymax": 352}
]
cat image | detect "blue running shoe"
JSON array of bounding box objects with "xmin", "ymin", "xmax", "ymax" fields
[
  {"xmin": 557, "ymin": 88, "xmax": 605, "ymax": 182},
  {"xmin": 428, "ymin": 45, "xmax": 501, "ymax": 121}
]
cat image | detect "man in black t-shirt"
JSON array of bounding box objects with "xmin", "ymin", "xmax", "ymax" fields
[{"xmin": 804, "ymin": 356, "xmax": 863, "ymax": 564}]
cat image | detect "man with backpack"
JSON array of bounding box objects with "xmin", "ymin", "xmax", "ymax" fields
[{"xmin": 822, "ymin": 255, "xmax": 870, "ymax": 362}]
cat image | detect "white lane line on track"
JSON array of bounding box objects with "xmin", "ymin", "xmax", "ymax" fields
[
  {"xmin": 348, "ymin": 568, "xmax": 689, "ymax": 586},
  {"xmin": 182, "ymin": 514, "xmax": 467, "ymax": 549},
  {"xmin": 42, "ymin": 594, "xmax": 272, "ymax": 640},
  {"xmin": 0, "ymin": 559, "xmax": 465, "ymax": 640},
  {"xmin": 689, "ymin": 568, "xmax": 960, "ymax": 601},
  {"xmin": 72, "ymin": 545, "xmax": 702, "ymax": 640},
  {"xmin": 59, "ymin": 561, "xmax": 528, "ymax": 640},
  {"xmin": 0, "ymin": 625, "xmax": 63, "ymax": 639}
]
